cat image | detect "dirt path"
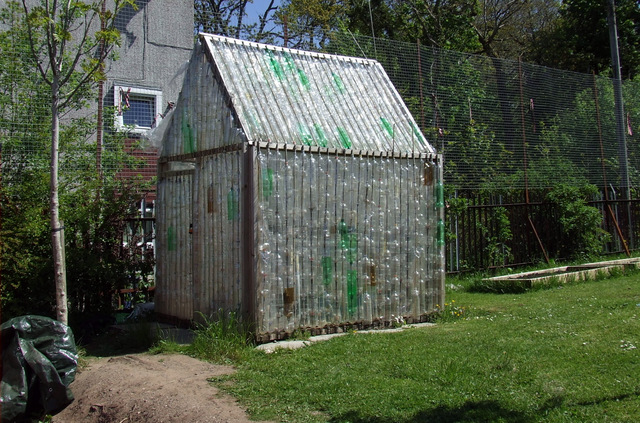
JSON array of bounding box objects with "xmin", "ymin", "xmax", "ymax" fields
[{"xmin": 53, "ymin": 353, "xmax": 272, "ymax": 423}]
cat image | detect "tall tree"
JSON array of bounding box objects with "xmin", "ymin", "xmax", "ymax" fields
[
  {"xmin": 195, "ymin": 0, "xmax": 280, "ymax": 44},
  {"xmin": 18, "ymin": 0, "xmax": 135, "ymax": 324},
  {"xmin": 276, "ymin": 0, "xmax": 481, "ymax": 51},
  {"xmin": 473, "ymin": 0, "xmax": 561, "ymax": 60},
  {"xmin": 276, "ymin": 0, "xmax": 347, "ymax": 49},
  {"xmin": 390, "ymin": 0, "xmax": 480, "ymax": 51},
  {"xmin": 538, "ymin": 0, "xmax": 640, "ymax": 77}
]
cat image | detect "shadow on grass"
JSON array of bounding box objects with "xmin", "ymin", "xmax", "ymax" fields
[
  {"xmin": 330, "ymin": 390, "xmax": 640, "ymax": 423},
  {"xmin": 330, "ymin": 400, "xmax": 535, "ymax": 423}
]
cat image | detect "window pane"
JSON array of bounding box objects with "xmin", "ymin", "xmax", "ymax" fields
[{"xmin": 123, "ymin": 96, "xmax": 155, "ymax": 128}]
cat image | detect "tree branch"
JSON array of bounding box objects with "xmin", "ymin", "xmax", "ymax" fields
[{"xmin": 21, "ymin": 0, "xmax": 52, "ymax": 85}]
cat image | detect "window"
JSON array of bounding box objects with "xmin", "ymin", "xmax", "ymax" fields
[{"xmin": 114, "ymin": 85, "xmax": 163, "ymax": 134}]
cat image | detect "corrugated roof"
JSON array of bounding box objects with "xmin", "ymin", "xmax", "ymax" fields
[{"xmin": 200, "ymin": 33, "xmax": 434, "ymax": 154}]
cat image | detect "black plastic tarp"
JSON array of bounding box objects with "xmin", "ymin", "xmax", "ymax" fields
[{"xmin": 1, "ymin": 315, "xmax": 78, "ymax": 422}]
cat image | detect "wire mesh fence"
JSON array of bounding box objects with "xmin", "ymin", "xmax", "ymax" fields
[
  {"xmin": 3, "ymin": 4, "xmax": 640, "ymax": 270},
  {"xmin": 322, "ymin": 32, "xmax": 640, "ymax": 193},
  {"xmin": 3, "ymin": 20, "xmax": 640, "ymax": 192}
]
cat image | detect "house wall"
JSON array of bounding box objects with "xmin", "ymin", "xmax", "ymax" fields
[{"xmin": 106, "ymin": 0, "xmax": 193, "ymax": 125}]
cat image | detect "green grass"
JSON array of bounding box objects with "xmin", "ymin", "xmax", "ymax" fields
[
  {"xmin": 217, "ymin": 274, "xmax": 640, "ymax": 422},
  {"xmin": 182, "ymin": 311, "xmax": 257, "ymax": 364}
]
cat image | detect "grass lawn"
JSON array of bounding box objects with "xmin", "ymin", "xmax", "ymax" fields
[{"xmin": 219, "ymin": 273, "xmax": 640, "ymax": 422}]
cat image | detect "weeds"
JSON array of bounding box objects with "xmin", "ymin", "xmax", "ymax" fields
[
  {"xmin": 186, "ymin": 310, "xmax": 256, "ymax": 364},
  {"xmin": 289, "ymin": 328, "xmax": 311, "ymax": 340},
  {"xmin": 149, "ymin": 338, "xmax": 187, "ymax": 355},
  {"xmin": 434, "ymin": 300, "xmax": 467, "ymax": 322}
]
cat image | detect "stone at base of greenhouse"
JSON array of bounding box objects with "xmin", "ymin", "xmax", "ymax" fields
[
  {"xmin": 255, "ymin": 313, "xmax": 439, "ymax": 344},
  {"xmin": 256, "ymin": 322, "xmax": 436, "ymax": 353}
]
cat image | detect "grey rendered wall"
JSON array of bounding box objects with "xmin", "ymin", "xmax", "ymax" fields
[{"xmin": 105, "ymin": 0, "xmax": 194, "ymax": 119}]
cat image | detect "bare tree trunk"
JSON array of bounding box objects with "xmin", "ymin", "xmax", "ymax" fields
[{"xmin": 51, "ymin": 74, "xmax": 68, "ymax": 325}]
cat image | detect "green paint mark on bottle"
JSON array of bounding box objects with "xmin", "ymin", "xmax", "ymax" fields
[
  {"xmin": 411, "ymin": 122, "xmax": 426, "ymax": 147},
  {"xmin": 266, "ymin": 50, "xmax": 284, "ymax": 81},
  {"xmin": 167, "ymin": 226, "xmax": 176, "ymax": 251},
  {"xmin": 227, "ymin": 187, "xmax": 239, "ymax": 220},
  {"xmin": 322, "ymin": 256, "xmax": 333, "ymax": 286},
  {"xmin": 338, "ymin": 218, "xmax": 348, "ymax": 249},
  {"xmin": 314, "ymin": 124, "xmax": 328, "ymax": 147},
  {"xmin": 332, "ymin": 72, "xmax": 345, "ymax": 94},
  {"xmin": 337, "ymin": 127, "xmax": 351, "ymax": 149},
  {"xmin": 297, "ymin": 67, "xmax": 310, "ymax": 90},
  {"xmin": 347, "ymin": 270, "xmax": 358, "ymax": 316},
  {"xmin": 435, "ymin": 180, "xmax": 444, "ymax": 209},
  {"xmin": 181, "ymin": 109, "xmax": 194, "ymax": 154},
  {"xmin": 380, "ymin": 117, "xmax": 394, "ymax": 138},
  {"xmin": 346, "ymin": 233, "xmax": 358, "ymax": 264},
  {"xmin": 283, "ymin": 52, "xmax": 296, "ymax": 73},
  {"xmin": 437, "ymin": 219, "xmax": 445, "ymax": 246},
  {"xmin": 298, "ymin": 123, "xmax": 313, "ymax": 146},
  {"xmin": 262, "ymin": 168, "xmax": 273, "ymax": 200}
]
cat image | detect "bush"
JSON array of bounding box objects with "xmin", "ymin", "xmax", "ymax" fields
[
  {"xmin": 187, "ymin": 311, "xmax": 256, "ymax": 364},
  {"xmin": 545, "ymin": 183, "xmax": 610, "ymax": 259}
]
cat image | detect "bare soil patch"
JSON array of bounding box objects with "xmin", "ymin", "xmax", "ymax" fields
[{"xmin": 52, "ymin": 353, "xmax": 272, "ymax": 423}]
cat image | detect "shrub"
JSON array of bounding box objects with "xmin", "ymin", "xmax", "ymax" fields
[{"xmin": 545, "ymin": 183, "xmax": 610, "ymax": 259}]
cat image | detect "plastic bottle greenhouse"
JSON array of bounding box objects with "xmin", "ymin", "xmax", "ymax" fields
[{"xmin": 155, "ymin": 34, "xmax": 445, "ymax": 341}]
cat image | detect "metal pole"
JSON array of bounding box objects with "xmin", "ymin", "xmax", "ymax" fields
[
  {"xmin": 519, "ymin": 58, "xmax": 549, "ymax": 263},
  {"xmin": 593, "ymin": 73, "xmax": 630, "ymax": 256},
  {"xmin": 607, "ymin": 0, "xmax": 632, "ymax": 245}
]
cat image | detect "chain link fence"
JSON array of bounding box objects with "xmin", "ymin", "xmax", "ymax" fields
[
  {"xmin": 3, "ymin": 6, "xmax": 640, "ymax": 270},
  {"xmin": 321, "ymin": 32, "xmax": 640, "ymax": 192}
]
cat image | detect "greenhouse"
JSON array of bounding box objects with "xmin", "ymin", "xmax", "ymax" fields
[{"xmin": 155, "ymin": 33, "xmax": 445, "ymax": 341}]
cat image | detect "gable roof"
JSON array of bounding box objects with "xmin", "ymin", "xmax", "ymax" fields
[{"xmin": 200, "ymin": 33, "xmax": 434, "ymax": 154}]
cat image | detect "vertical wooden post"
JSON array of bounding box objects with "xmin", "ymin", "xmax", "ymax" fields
[
  {"xmin": 192, "ymin": 157, "xmax": 203, "ymax": 321},
  {"xmin": 518, "ymin": 58, "xmax": 549, "ymax": 263},
  {"xmin": 593, "ymin": 73, "xmax": 630, "ymax": 256},
  {"xmin": 241, "ymin": 144, "xmax": 256, "ymax": 329}
]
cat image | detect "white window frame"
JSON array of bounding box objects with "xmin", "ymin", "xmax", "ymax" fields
[{"xmin": 114, "ymin": 85, "xmax": 163, "ymax": 134}]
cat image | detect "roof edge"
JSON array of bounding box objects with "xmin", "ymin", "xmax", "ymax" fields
[{"xmin": 198, "ymin": 32, "xmax": 380, "ymax": 67}]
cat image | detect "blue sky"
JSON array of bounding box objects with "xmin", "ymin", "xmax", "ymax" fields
[{"xmin": 244, "ymin": 0, "xmax": 283, "ymax": 24}]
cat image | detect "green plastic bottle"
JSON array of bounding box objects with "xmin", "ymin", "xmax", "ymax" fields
[
  {"xmin": 322, "ymin": 256, "xmax": 333, "ymax": 286},
  {"xmin": 227, "ymin": 188, "xmax": 239, "ymax": 220},
  {"xmin": 262, "ymin": 168, "xmax": 273, "ymax": 200},
  {"xmin": 347, "ymin": 233, "xmax": 358, "ymax": 264},
  {"xmin": 167, "ymin": 226, "xmax": 176, "ymax": 251},
  {"xmin": 314, "ymin": 124, "xmax": 328, "ymax": 147},
  {"xmin": 332, "ymin": 72, "xmax": 346, "ymax": 94},
  {"xmin": 266, "ymin": 50, "xmax": 284, "ymax": 81},
  {"xmin": 298, "ymin": 124, "xmax": 313, "ymax": 146},
  {"xmin": 380, "ymin": 117, "xmax": 394, "ymax": 138},
  {"xmin": 435, "ymin": 180, "xmax": 445, "ymax": 209},
  {"xmin": 337, "ymin": 127, "xmax": 352, "ymax": 149},
  {"xmin": 437, "ymin": 219, "xmax": 445, "ymax": 246},
  {"xmin": 338, "ymin": 218, "xmax": 348, "ymax": 249},
  {"xmin": 347, "ymin": 270, "xmax": 358, "ymax": 316}
]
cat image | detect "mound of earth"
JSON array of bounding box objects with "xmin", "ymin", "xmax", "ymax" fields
[{"xmin": 52, "ymin": 353, "xmax": 272, "ymax": 423}]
